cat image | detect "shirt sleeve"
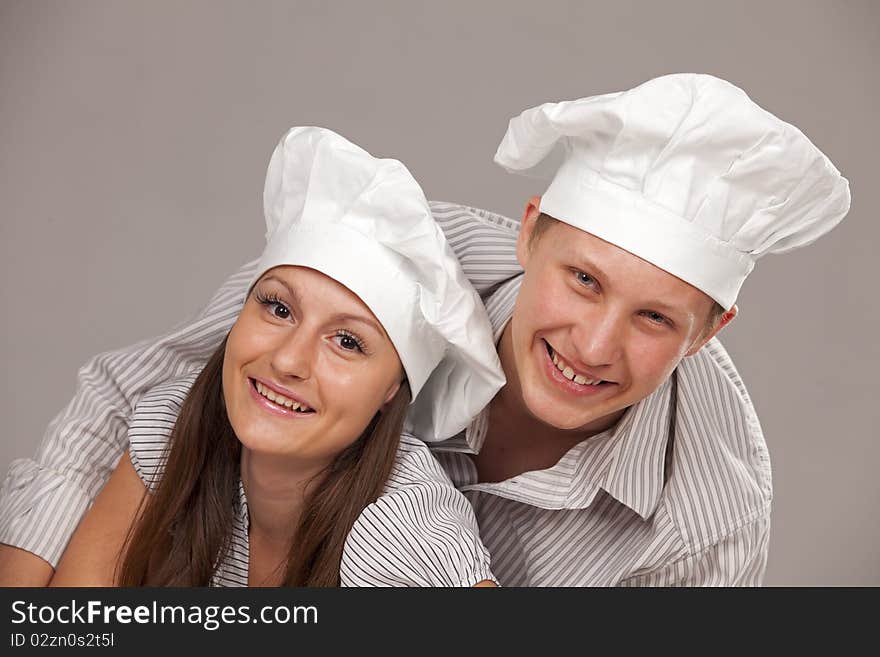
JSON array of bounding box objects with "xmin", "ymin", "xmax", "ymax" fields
[
  {"xmin": 619, "ymin": 511, "xmax": 772, "ymax": 587},
  {"xmin": 0, "ymin": 260, "xmax": 257, "ymax": 567},
  {"xmin": 428, "ymin": 201, "xmax": 523, "ymax": 298},
  {"xmin": 127, "ymin": 372, "xmax": 200, "ymax": 492},
  {"xmin": 340, "ymin": 435, "xmax": 497, "ymax": 587}
]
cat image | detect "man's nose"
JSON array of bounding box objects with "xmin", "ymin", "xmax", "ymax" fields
[
  {"xmin": 270, "ymin": 327, "xmax": 315, "ymax": 380},
  {"xmin": 571, "ymin": 310, "xmax": 625, "ymax": 367}
]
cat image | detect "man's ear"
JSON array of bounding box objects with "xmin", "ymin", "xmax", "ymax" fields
[
  {"xmin": 685, "ymin": 305, "xmax": 738, "ymax": 356},
  {"xmin": 516, "ymin": 196, "xmax": 543, "ymax": 269}
]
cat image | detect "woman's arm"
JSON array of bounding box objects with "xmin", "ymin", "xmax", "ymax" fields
[
  {"xmin": 49, "ymin": 451, "xmax": 147, "ymax": 587},
  {"xmin": 0, "ymin": 545, "xmax": 55, "ymax": 586}
]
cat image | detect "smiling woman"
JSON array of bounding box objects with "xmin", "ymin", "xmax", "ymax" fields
[
  {"xmin": 225, "ymin": 269, "xmax": 404, "ymax": 469},
  {"xmin": 45, "ymin": 127, "xmax": 506, "ymax": 587}
]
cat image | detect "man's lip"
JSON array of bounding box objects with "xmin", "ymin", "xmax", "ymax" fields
[
  {"xmin": 249, "ymin": 376, "xmax": 315, "ymax": 411},
  {"xmin": 539, "ymin": 343, "xmax": 615, "ymax": 397},
  {"xmin": 543, "ymin": 339, "xmax": 613, "ymax": 384}
]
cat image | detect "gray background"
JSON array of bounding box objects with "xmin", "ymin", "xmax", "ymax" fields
[{"xmin": 2, "ymin": 0, "xmax": 877, "ymax": 585}]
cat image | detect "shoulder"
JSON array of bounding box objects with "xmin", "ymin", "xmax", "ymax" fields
[
  {"xmin": 383, "ymin": 433, "xmax": 458, "ymax": 489},
  {"xmin": 340, "ymin": 434, "xmax": 495, "ymax": 586},
  {"xmin": 428, "ymin": 201, "xmax": 523, "ymax": 293},
  {"xmin": 374, "ymin": 434, "xmax": 477, "ymax": 521},
  {"xmin": 127, "ymin": 371, "xmax": 201, "ymax": 491},
  {"xmin": 663, "ymin": 338, "xmax": 772, "ymax": 554},
  {"xmin": 429, "ymin": 201, "xmax": 521, "ymax": 241}
]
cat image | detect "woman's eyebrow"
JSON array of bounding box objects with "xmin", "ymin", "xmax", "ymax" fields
[
  {"xmin": 261, "ymin": 275, "xmax": 384, "ymax": 336},
  {"xmin": 330, "ymin": 313, "xmax": 384, "ymax": 336},
  {"xmin": 261, "ymin": 275, "xmax": 303, "ymax": 307}
]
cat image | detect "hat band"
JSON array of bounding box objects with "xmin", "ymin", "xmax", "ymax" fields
[
  {"xmin": 251, "ymin": 224, "xmax": 446, "ymax": 399},
  {"xmin": 541, "ymin": 168, "xmax": 754, "ymax": 309}
]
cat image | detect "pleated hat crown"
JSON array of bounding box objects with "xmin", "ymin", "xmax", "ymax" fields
[{"xmin": 494, "ymin": 73, "xmax": 851, "ymax": 309}]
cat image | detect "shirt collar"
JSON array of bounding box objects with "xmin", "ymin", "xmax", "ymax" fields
[
  {"xmin": 235, "ymin": 478, "xmax": 250, "ymax": 529},
  {"xmin": 599, "ymin": 374, "xmax": 674, "ymax": 519}
]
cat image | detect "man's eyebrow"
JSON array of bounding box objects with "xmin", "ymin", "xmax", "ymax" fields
[
  {"xmin": 644, "ymin": 300, "xmax": 688, "ymax": 317},
  {"xmin": 569, "ymin": 254, "xmax": 689, "ymax": 319},
  {"xmin": 569, "ymin": 253, "xmax": 609, "ymax": 286}
]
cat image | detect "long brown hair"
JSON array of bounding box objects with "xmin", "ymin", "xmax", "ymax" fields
[{"xmin": 118, "ymin": 336, "xmax": 409, "ymax": 586}]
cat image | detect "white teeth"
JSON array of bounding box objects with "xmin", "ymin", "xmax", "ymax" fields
[
  {"xmin": 255, "ymin": 381, "xmax": 311, "ymax": 412},
  {"xmin": 549, "ymin": 347, "xmax": 603, "ymax": 387}
]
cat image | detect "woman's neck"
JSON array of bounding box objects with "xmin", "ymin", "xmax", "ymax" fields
[
  {"xmin": 239, "ymin": 448, "xmax": 325, "ymax": 547},
  {"xmin": 240, "ymin": 448, "xmax": 329, "ymax": 586}
]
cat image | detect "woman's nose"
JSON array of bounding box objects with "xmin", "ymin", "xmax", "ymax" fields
[{"xmin": 269, "ymin": 328, "xmax": 315, "ymax": 380}]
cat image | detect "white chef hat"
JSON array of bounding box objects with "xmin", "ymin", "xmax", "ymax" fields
[
  {"xmin": 494, "ymin": 73, "xmax": 851, "ymax": 309},
  {"xmin": 253, "ymin": 126, "xmax": 504, "ymax": 442}
]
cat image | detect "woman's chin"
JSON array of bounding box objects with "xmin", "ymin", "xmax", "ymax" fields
[{"xmin": 236, "ymin": 430, "xmax": 300, "ymax": 458}]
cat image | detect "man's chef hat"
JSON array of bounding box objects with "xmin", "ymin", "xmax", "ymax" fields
[
  {"xmin": 255, "ymin": 126, "xmax": 505, "ymax": 442},
  {"xmin": 494, "ymin": 73, "xmax": 851, "ymax": 309}
]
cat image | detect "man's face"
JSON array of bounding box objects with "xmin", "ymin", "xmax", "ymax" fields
[{"xmin": 505, "ymin": 201, "xmax": 730, "ymax": 433}]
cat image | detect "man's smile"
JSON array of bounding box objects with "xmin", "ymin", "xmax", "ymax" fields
[{"xmin": 541, "ymin": 339, "xmax": 616, "ymax": 396}]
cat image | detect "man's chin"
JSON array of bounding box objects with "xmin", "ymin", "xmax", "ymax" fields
[{"xmin": 523, "ymin": 388, "xmax": 628, "ymax": 435}]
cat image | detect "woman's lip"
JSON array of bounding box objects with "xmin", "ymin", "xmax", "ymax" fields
[
  {"xmin": 540, "ymin": 341, "xmax": 613, "ymax": 397},
  {"xmin": 247, "ymin": 378, "xmax": 315, "ymax": 419},
  {"xmin": 249, "ymin": 376, "xmax": 314, "ymax": 410}
]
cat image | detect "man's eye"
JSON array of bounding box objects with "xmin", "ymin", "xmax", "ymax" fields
[
  {"xmin": 643, "ymin": 311, "xmax": 668, "ymax": 325},
  {"xmin": 575, "ymin": 270, "xmax": 596, "ymax": 287}
]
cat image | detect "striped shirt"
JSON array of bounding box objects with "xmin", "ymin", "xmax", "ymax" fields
[{"xmin": 0, "ymin": 202, "xmax": 772, "ymax": 585}]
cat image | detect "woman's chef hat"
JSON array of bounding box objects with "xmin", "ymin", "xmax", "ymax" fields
[
  {"xmin": 494, "ymin": 73, "xmax": 851, "ymax": 309},
  {"xmin": 254, "ymin": 127, "xmax": 504, "ymax": 442}
]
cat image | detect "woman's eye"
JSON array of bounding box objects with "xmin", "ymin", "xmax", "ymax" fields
[
  {"xmin": 269, "ymin": 302, "xmax": 290, "ymax": 319},
  {"xmin": 333, "ymin": 332, "xmax": 365, "ymax": 353}
]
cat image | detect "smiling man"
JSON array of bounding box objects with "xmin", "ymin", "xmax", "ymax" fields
[{"xmin": 0, "ymin": 74, "xmax": 850, "ymax": 586}]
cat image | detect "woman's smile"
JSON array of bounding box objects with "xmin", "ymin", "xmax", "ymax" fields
[{"xmin": 247, "ymin": 376, "xmax": 316, "ymax": 418}]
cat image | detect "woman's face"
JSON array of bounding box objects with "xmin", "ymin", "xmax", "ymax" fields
[{"xmin": 222, "ymin": 266, "xmax": 404, "ymax": 471}]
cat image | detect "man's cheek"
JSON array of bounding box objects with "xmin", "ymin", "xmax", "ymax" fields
[
  {"xmin": 630, "ymin": 344, "xmax": 681, "ymax": 385},
  {"xmin": 530, "ymin": 284, "xmax": 568, "ymax": 318}
]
